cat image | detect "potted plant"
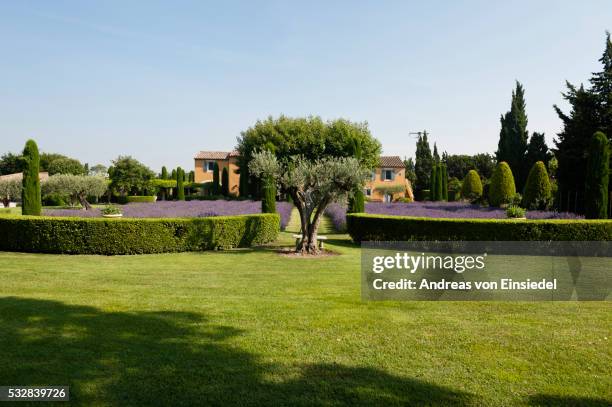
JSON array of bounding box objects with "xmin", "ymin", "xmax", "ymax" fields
[{"xmin": 101, "ymin": 204, "xmax": 123, "ymax": 218}]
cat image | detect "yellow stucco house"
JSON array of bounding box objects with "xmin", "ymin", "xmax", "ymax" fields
[{"xmin": 194, "ymin": 151, "xmax": 411, "ymax": 201}]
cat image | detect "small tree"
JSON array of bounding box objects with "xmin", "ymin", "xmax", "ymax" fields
[
  {"xmin": 441, "ymin": 164, "xmax": 448, "ymax": 201},
  {"xmin": 109, "ymin": 156, "xmax": 155, "ymax": 196},
  {"xmin": 189, "ymin": 171, "xmax": 195, "ymax": 183},
  {"xmin": 221, "ymin": 167, "xmax": 229, "ymax": 196},
  {"xmin": 522, "ymin": 161, "xmax": 552, "ymax": 210},
  {"xmin": 430, "ymin": 165, "xmax": 438, "ymax": 201},
  {"xmin": 250, "ymin": 151, "xmax": 367, "ymax": 254},
  {"xmin": 461, "ymin": 170, "xmax": 483, "ymax": 202},
  {"xmin": 212, "ymin": 162, "xmax": 220, "ymax": 195},
  {"xmin": 489, "ymin": 162, "xmax": 516, "ymax": 207},
  {"xmin": 585, "ymin": 132, "xmax": 609, "ymax": 219},
  {"xmin": 0, "ymin": 178, "xmax": 21, "ymax": 207},
  {"xmin": 435, "ymin": 164, "xmax": 444, "ymax": 201},
  {"xmin": 21, "ymin": 139, "xmax": 42, "ymax": 215},
  {"xmin": 261, "ymin": 175, "xmax": 276, "ymax": 213},
  {"xmin": 176, "ymin": 167, "xmax": 185, "ymax": 201},
  {"xmin": 47, "ymin": 157, "xmax": 86, "ymax": 175},
  {"xmin": 42, "ymin": 175, "xmax": 107, "ymax": 209}
]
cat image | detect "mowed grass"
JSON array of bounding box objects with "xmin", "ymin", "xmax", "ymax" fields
[{"xmin": 0, "ymin": 234, "xmax": 610, "ymax": 406}]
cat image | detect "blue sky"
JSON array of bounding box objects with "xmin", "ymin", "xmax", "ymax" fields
[{"xmin": 1, "ymin": 1, "xmax": 611, "ymax": 171}]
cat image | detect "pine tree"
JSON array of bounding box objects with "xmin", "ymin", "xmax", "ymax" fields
[
  {"xmin": 176, "ymin": 167, "xmax": 185, "ymax": 200},
  {"xmin": 497, "ymin": 81, "xmax": 529, "ymax": 191},
  {"xmin": 221, "ymin": 167, "xmax": 229, "ymax": 196},
  {"xmin": 525, "ymin": 132, "xmax": 551, "ymax": 171},
  {"xmin": 430, "ymin": 164, "xmax": 438, "ymax": 200},
  {"xmin": 585, "ymin": 132, "xmax": 609, "ymax": 219},
  {"xmin": 523, "ymin": 161, "xmax": 552, "ymax": 210},
  {"xmin": 212, "ymin": 162, "xmax": 220, "ymax": 195},
  {"xmin": 555, "ymin": 33, "xmax": 612, "ymax": 213},
  {"xmin": 414, "ymin": 133, "xmax": 433, "ymax": 193},
  {"xmin": 21, "ymin": 139, "xmax": 41, "ymax": 215},
  {"xmin": 433, "ymin": 143, "xmax": 440, "ymax": 163}
]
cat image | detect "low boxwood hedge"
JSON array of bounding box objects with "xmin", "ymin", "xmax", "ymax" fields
[
  {"xmin": 0, "ymin": 213, "xmax": 279, "ymax": 255},
  {"xmin": 347, "ymin": 213, "xmax": 612, "ymax": 242},
  {"xmin": 126, "ymin": 195, "xmax": 157, "ymax": 203}
]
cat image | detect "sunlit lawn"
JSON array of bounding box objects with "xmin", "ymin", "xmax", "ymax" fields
[{"xmin": 0, "ymin": 233, "xmax": 610, "ymax": 406}]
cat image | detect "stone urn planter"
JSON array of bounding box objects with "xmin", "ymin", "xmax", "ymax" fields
[{"xmin": 102, "ymin": 213, "xmax": 123, "ymax": 218}]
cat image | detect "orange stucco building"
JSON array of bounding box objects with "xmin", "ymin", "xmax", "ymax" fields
[{"xmin": 194, "ymin": 151, "xmax": 411, "ymax": 201}]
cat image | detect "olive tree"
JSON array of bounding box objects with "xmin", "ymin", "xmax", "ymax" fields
[
  {"xmin": 0, "ymin": 178, "xmax": 21, "ymax": 207},
  {"xmin": 250, "ymin": 150, "xmax": 368, "ymax": 254},
  {"xmin": 42, "ymin": 175, "xmax": 108, "ymax": 210}
]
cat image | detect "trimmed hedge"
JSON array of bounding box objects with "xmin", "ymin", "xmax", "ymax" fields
[
  {"xmin": 126, "ymin": 195, "xmax": 157, "ymax": 203},
  {"xmin": 0, "ymin": 213, "xmax": 280, "ymax": 255},
  {"xmin": 347, "ymin": 213, "xmax": 612, "ymax": 242}
]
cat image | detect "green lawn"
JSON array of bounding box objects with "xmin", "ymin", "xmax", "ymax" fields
[{"xmin": 0, "ymin": 233, "xmax": 610, "ymax": 406}]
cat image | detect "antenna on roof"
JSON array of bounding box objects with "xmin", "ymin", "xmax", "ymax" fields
[{"xmin": 409, "ymin": 130, "xmax": 429, "ymax": 138}]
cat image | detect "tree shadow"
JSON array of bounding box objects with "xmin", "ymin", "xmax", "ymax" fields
[
  {"xmin": 527, "ymin": 394, "xmax": 611, "ymax": 407},
  {"xmin": 0, "ymin": 297, "xmax": 476, "ymax": 406}
]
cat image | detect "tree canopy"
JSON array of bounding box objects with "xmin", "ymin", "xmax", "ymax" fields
[{"xmin": 108, "ymin": 156, "xmax": 155, "ymax": 195}]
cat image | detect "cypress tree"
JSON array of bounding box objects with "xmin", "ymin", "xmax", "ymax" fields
[
  {"xmin": 497, "ymin": 81, "xmax": 529, "ymax": 191},
  {"xmin": 523, "ymin": 161, "xmax": 552, "ymax": 210},
  {"xmin": 441, "ymin": 164, "xmax": 448, "ymax": 201},
  {"xmin": 238, "ymin": 161, "xmax": 249, "ymax": 198},
  {"xmin": 430, "ymin": 165, "xmax": 438, "ymax": 200},
  {"xmin": 435, "ymin": 164, "xmax": 443, "ymax": 201},
  {"xmin": 21, "ymin": 139, "xmax": 41, "ymax": 215},
  {"xmin": 221, "ymin": 167, "xmax": 229, "ymax": 196},
  {"xmin": 415, "ymin": 133, "xmax": 433, "ymax": 193},
  {"xmin": 212, "ymin": 162, "xmax": 220, "ymax": 195},
  {"xmin": 171, "ymin": 169, "xmax": 177, "ymax": 180},
  {"xmin": 261, "ymin": 175, "xmax": 276, "ymax": 213},
  {"xmin": 489, "ymin": 162, "xmax": 516, "ymax": 207},
  {"xmin": 585, "ymin": 132, "xmax": 609, "ymax": 219},
  {"xmin": 161, "ymin": 166, "xmax": 168, "ymax": 179},
  {"xmin": 348, "ymin": 137, "xmax": 366, "ymax": 213},
  {"xmin": 176, "ymin": 167, "xmax": 185, "ymax": 200},
  {"xmin": 189, "ymin": 170, "xmax": 195, "ymax": 183},
  {"xmin": 433, "ymin": 143, "xmax": 440, "ymax": 163}
]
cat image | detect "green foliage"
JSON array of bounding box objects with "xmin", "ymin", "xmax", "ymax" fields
[
  {"xmin": 221, "ymin": 167, "xmax": 229, "ymax": 196},
  {"xmin": 21, "ymin": 139, "xmax": 41, "ymax": 215},
  {"xmin": 42, "ymin": 174, "xmax": 108, "ymax": 207},
  {"xmin": 101, "ymin": 205, "xmax": 122, "ymax": 215},
  {"xmin": 444, "ymin": 153, "xmax": 495, "ymax": 180},
  {"xmin": 489, "ymin": 162, "xmax": 516, "ymax": 207},
  {"xmin": 430, "ymin": 165, "xmax": 438, "ymax": 200},
  {"xmin": 261, "ymin": 176, "xmax": 276, "ymax": 214},
  {"xmin": 47, "ymin": 157, "xmax": 86, "ymax": 175},
  {"xmin": 212, "ymin": 162, "xmax": 220, "ymax": 195},
  {"xmin": 0, "ymin": 178, "xmax": 21, "ymax": 207},
  {"xmin": 506, "ymin": 205, "xmax": 526, "ymax": 218},
  {"xmin": 497, "ymin": 81, "xmax": 529, "ymax": 191},
  {"xmin": 348, "ymin": 189, "xmax": 365, "ymax": 213},
  {"xmin": 126, "ymin": 196, "xmax": 157, "ymax": 203},
  {"xmin": 523, "ymin": 161, "xmax": 552, "ymax": 210},
  {"xmin": 176, "ymin": 167, "xmax": 185, "ymax": 201},
  {"xmin": 238, "ymin": 159, "xmax": 250, "ymax": 197},
  {"xmin": 585, "ymin": 132, "xmax": 610, "ymax": 219},
  {"xmin": 346, "ymin": 213, "xmax": 612, "ymax": 242},
  {"xmin": 555, "ymin": 32, "xmax": 612, "ymax": 213},
  {"xmin": 403, "ymin": 158, "xmax": 416, "ymax": 186},
  {"xmin": 161, "ymin": 166, "xmax": 168, "ymax": 179},
  {"xmin": 525, "ymin": 132, "xmax": 551, "ymax": 170},
  {"xmin": 441, "ymin": 164, "xmax": 448, "ymax": 201},
  {"xmin": 189, "ymin": 171, "xmax": 195, "ymax": 183},
  {"xmin": 461, "ymin": 170, "xmax": 483, "ymax": 202},
  {"xmin": 89, "ymin": 164, "xmax": 107, "ymax": 177},
  {"xmin": 0, "ymin": 214, "xmax": 280, "ymax": 254},
  {"xmin": 238, "ymin": 116, "xmax": 381, "ymax": 174},
  {"xmin": 0, "ymin": 152, "xmax": 23, "ymax": 175},
  {"xmin": 109, "ymin": 156, "xmax": 155, "ymax": 196},
  {"xmin": 374, "ymin": 185, "xmax": 405, "ymax": 195},
  {"xmin": 414, "ymin": 133, "xmax": 433, "ymax": 191}
]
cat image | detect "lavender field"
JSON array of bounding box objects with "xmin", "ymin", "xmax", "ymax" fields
[
  {"xmin": 325, "ymin": 201, "xmax": 584, "ymax": 232},
  {"xmin": 44, "ymin": 200, "xmax": 294, "ymax": 229}
]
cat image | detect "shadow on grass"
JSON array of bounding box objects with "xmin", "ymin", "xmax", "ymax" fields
[
  {"xmin": 0, "ymin": 297, "xmax": 475, "ymax": 406},
  {"xmin": 528, "ymin": 394, "xmax": 611, "ymax": 407}
]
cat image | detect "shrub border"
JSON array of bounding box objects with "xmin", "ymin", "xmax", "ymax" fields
[
  {"xmin": 0, "ymin": 213, "xmax": 280, "ymax": 255},
  {"xmin": 347, "ymin": 213, "xmax": 612, "ymax": 242}
]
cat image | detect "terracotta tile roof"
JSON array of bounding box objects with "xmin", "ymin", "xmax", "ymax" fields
[
  {"xmin": 0, "ymin": 172, "xmax": 49, "ymax": 181},
  {"xmin": 378, "ymin": 156, "xmax": 404, "ymax": 168},
  {"xmin": 194, "ymin": 151, "xmax": 234, "ymax": 160}
]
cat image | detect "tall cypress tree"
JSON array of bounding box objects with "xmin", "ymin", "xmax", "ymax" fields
[
  {"xmin": 415, "ymin": 133, "xmax": 433, "ymax": 193},
  {"xmin": 261, "ymin": 175, "xmax": 276, "ymax": 213},
  {"xmin": 433, "ymin": 143, "xmax": 440, "ymax": 163},
  {"xmin": 435, "ymin": 164, "xmax": 444, "ymax": 201},
  {"xmin": 212, "ymin": 162, "xmax": 220, "ymax": 195},
  {"xmin": 221, "ymin": 167, "xmax": 229, "ymax": 196},
  {"xmin": 161, "ymin": 166, "xmax": 168, "ymax": 179},
  {"xmin": 555, "ymin": 33, "xmax": 612, "ymax": 213},
  {"xmin": 176, "ymin": 167, "xmax": 185, "ymax": 200},
  {"xmin": 430, "ymin": 164, "xmax": 437, "ymax": 200},
  {"xmin": 585, "ymin": 132, "xmax": 609, "ymax": 219},
  {"xmin": 21, "ymin": 139, "xmax": 41, "ymax": 215},
  {"xmin": 441, "ymin": 164, "xmax": 448, "ymax": 201},
  {"xmin": 497, "ymin": 81, "xmax": 529, "ymax": 191},
  {"xmin": 348, "ymin": 137, "xmax": 366, "ymax": 213}
]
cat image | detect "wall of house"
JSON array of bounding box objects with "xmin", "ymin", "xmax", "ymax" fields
[
  {"xmin": 194, "ymin": 158, "xmax": 241, "ymax": 196},
  {"xmin": 364, "ymin": 167, "xmax": 406, "ymax": 202}
]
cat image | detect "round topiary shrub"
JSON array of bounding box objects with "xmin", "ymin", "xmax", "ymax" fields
[
  {"xmin": 522, "ymin": 161, "xmax": 552, "ymax": 210},
  {"xmin": 461, "ymin": 170, "xmax": 483, "ymax": 202},
  {"xmin": 489, "ymin": 162, "xmax": 516, "ymax": 207}
]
